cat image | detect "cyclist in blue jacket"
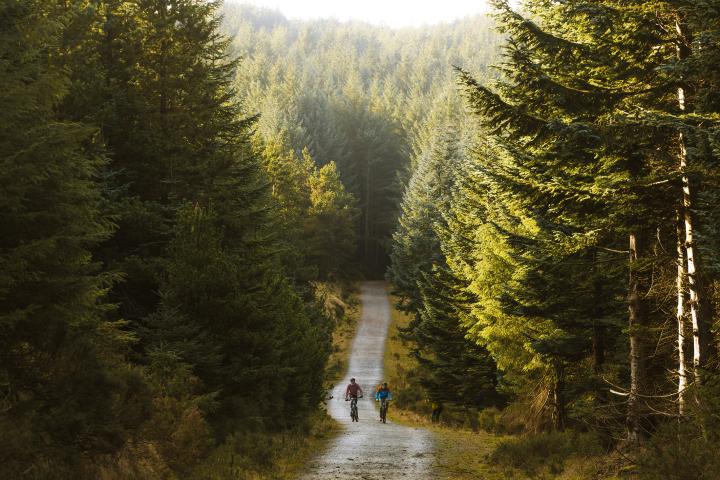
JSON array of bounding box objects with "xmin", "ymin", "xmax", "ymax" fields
[{"xmin": 375, "ymin": 382, "xmax": 392, "ymax": 421}]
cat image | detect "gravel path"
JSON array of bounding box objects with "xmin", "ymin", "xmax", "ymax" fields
[{"xmin": 300, "ymin": 281, "xmax": 434, "ymax": 480}]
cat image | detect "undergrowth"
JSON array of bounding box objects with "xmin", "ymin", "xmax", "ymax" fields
[{"xmin": 490, "ymin": 431, "xmax": 605, "ymax": 477}]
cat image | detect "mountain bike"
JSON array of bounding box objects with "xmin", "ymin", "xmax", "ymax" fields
[
  {"xmin": 379, "ymin": 398, "xmax": 390, "ymax": 423},
  {"xmin": 346, "ymin": 395, "xmax": 362, "ymax": 421}
]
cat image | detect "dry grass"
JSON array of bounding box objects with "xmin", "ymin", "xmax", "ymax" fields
[
  {"xmin": 383, "ymin": 296, "xmax": 423, "ymax": 408},
  {"xmin": 188, "ymin": 411, "xmax": 339, "ymax": 480}
]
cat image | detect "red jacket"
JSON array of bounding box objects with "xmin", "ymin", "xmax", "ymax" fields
[{"xmin": 345, "ymin": 382, "xmax": 363, "ymax": 398}]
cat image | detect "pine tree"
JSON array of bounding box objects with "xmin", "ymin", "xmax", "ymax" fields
[
  {"xmin": 389, "ymin": 129, "xmax": 460, "ymax": 314},
  {"xmin": 160, "ymin": 202, "xmax": 329, "ymax": 429},
  {"xmin": 58, "ymin": 0, "xmax": 334, "ymax": 437},
  {"xmin": 257, "ymin": 138, "xmax": 317, "ymax": 283},
  {"xmin": 449, "ymin": 0, "xmax": 720, "ymax": 440},
  {"xmin": 453, "ymin": 0, "xmax": 665, "ymax": 433},
  {"xmin": 60, "ymin": 0, "xmax": 256, "ymax": 322}
]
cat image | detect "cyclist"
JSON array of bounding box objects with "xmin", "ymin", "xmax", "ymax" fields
[
  {"xmin": 345, "ymin": 378, "xmax": 363, "ymax": 422},
  {"xmin": 375, "ymin": 382, "xmax": 392, "ymax": 422},
  {"xmin": 345, "ymin": 377, "xmax": 363, "ymax": 400}
]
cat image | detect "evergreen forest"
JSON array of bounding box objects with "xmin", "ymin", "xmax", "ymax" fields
[{"xmin": 2, "ymin": 0, "xmax": 720, "ymax": 478}]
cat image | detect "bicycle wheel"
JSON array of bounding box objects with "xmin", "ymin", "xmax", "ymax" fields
[{"xmin": 351, "ymin": 399, "xmax": 358, "ymax": 421}]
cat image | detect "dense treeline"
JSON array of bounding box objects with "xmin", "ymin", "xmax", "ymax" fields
[
  {"xmin": 1, "ymin": 0, "xmax": 355, "ymax": 477},
  {"xmin": 221, "ymin": 4, "xmax": 503, "ymax": 274},
  {"xmin": 390, "ymin": 0, "xmax": 720, "ymax": 474}
]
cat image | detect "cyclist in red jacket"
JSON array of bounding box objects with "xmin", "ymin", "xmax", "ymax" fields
[{"xmin": 345, "ymin": 378, "xmax": 363, "ymax": 400}]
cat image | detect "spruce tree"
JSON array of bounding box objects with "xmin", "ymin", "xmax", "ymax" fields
[
  {"xmin": 59, "ymin": 0, "xmax": 334, "ymax": 435},
  {"xmin": 307, "ymin": 161, "xmax": 359, "ymax": 281},
  {"xmin": 453, "ymin": 0, "xmax": 660, "ymax": 433}
]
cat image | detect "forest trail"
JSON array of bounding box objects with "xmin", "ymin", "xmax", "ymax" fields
[{"xmin": 300, "ymin": 281, "xmax": 434, "ymax": 480}]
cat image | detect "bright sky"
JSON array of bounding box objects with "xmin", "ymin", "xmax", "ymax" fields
[{"xmin": 227, "ymin": 0, "xmax": 492, "ymax": 28}]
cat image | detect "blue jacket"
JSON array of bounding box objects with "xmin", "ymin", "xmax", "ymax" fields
[{"xmin": 375, "ymin": 387, "xmax": 391, "ymax": 400}]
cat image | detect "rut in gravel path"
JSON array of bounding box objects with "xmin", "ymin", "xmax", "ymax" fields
[{"xmin": 300, "ymin": 281, "xmax": 434, "ymax": 480}]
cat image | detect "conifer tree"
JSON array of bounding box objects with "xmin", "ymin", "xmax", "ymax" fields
[
  {"xmin": 257, "ymin": 138, "xmax": 316, "ymax": 283},
  {"xmin": 454, "ymin": 0, "xmax": 661, "ymax": 433},
  {"xmin": 59, "ymin": 0, "xmax": 334, "ymax": 435},
  {"xmin": 62, "ymin": 0, "xmax": 254, "ymax": 322},
  {"xmin": 160, "ymin": 202, "xmax": 330, "ymax": 429},
  {"xmin": 307, "ymin": 161, "xmax": 359, "ymax": 280}
]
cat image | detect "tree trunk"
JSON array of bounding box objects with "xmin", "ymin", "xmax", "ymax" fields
[
  {"xmin": 680, "ymin": 123, "xmax": 708, "ymax": 383},
  {"xmin": 675, "ymin": 17, "xmax": 711, "ymax": 384},
  {"xmin": 676, "ymin": 210, "xmax": 688, "ymax": 416},
  {"xmin": 552, "ymin": 361, "xmax": 566, "ymax": 431},
  {"xmin": 627, "ymin": 233, "xmax": 645, "ymax": 444},
  {"xmin": 591, "ymin": 250, "xmax": 605, "ymax": 374},
  {"xmin": 364, "ymin": 153, "xmax": 372, "ymax": 270}
]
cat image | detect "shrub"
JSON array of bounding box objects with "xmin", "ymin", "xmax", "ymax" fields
[
  {"xmin": 478, "ymin": 407, "xmax": 502, "ymax": 433},
  {"xmin": 638, "ymin": 421, "xmax": 720, "ymax": 480}
]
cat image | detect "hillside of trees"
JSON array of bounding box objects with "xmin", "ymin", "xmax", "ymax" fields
[
  {"xmin": 389, "ymin": 0, "xmax": 720, "ymax": 476},
  {"xmin": 221, "ymin": 3, "xmax": 503, "ymax": 274}
]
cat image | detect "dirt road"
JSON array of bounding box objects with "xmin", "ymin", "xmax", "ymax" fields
[{"xmin": 300, "ymin": 281, "xmax": 434, "ymax": 480}]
